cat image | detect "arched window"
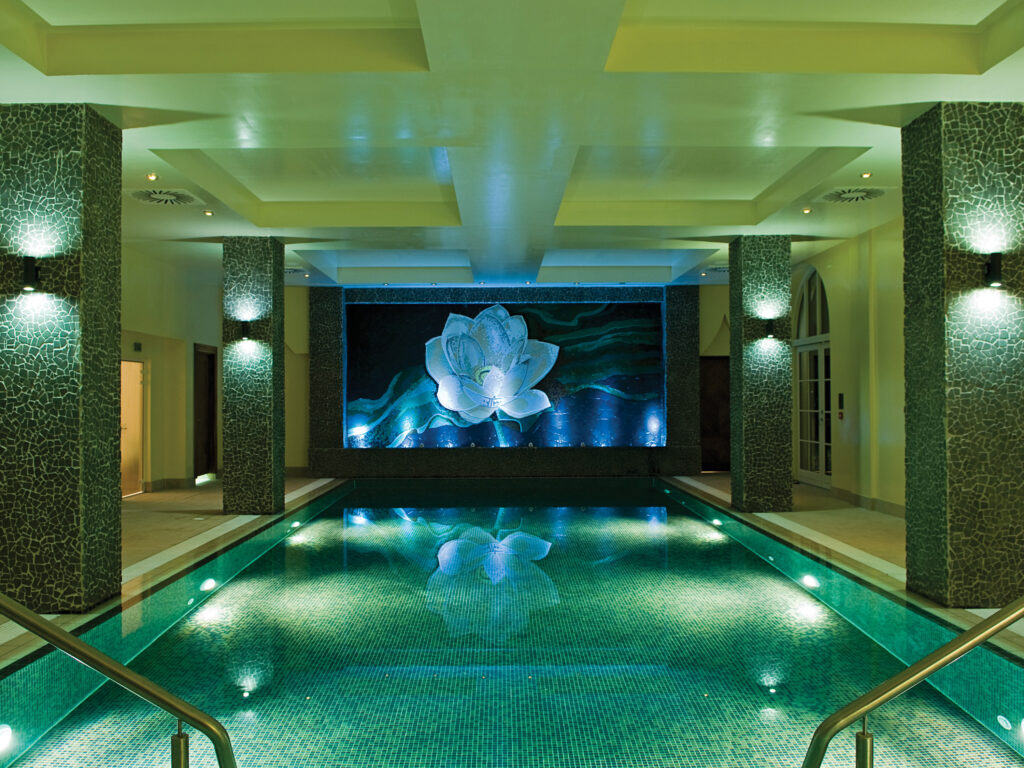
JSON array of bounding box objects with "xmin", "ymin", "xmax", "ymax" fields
[{"xmin": 794, "ymin": 269, "xmax": 831, "ymax": 486}]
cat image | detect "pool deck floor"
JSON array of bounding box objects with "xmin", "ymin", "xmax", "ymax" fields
[
  {"xmin": 0, "ymin": 477, "xmax": 343, "ymax": 670},
  {"xmin": 3, "ymin": 472, "xmax": 1023, "ymax": 669}
]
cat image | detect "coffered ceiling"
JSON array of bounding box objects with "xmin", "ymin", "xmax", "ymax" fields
[{"xmin": 1, "ymin": 0, "xmax": 1023, "ymax": 285}]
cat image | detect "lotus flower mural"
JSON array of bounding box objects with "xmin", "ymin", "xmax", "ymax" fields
[
  {"xmin": 425, "ymin": 304, "xmax": 558, "ymax": 424},
  {"xmin": 426, "ymin": 526, "xmax": 559, "ymax": 642}
]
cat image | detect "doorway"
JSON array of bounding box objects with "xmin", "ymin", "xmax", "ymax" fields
[
  {"xmin": 794, "ymin": 269, "xmax": 832, "ymax": 488},
  {"xmin": 193, "ymin": 344, "xmax": 218, "ymax": 479},
  {"xmin": 120, "ymin": 360, "xmax": 144, "ymax": 497},
  {"xmin": 699, "ymin": 356, "xmax": 730, "ymax": 470}
]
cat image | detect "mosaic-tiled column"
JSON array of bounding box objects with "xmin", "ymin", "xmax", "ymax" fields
[
  {"xmin": 729, "ymin": 235, "xmax": 792, "ymax": 513},
  {"xmin": 903, "ymin": 103, "xmax": 1024, "ymax": 607},
  {"xmin": 665, "ymin": 285, "xmax": 701, "ymax": 472},
  {"xmin": 0, "ymin": 104, "xmax": 121, "ymax": 612},
  {"xmin": 222, "ymin": 237, "xmax": 284, "ymax": 515},
  {"xmin": 308, "ymin": 287, "xmax": 344, "ymax": 474}
]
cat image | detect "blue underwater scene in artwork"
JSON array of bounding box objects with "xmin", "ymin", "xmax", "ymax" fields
[{"xmin": 345, "ymin": 302, "xmax": 665, "ymax": 448}]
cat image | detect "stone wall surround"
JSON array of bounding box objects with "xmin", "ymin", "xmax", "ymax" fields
[
  {"xmin": 309, "ymin": 286, "xmax": 701, "ymax": 477},
  {"xmin": 0, "ymin": 104, "xmax": 122, "ymax": 612},
  {"xmin": 308, "ymin": 288, "xmax": 344, "ymax": 474},
  {"xmin": 729, "ymin": 235, "xmax": 793, "ymax": 513},
  {"xmin": 222, "ymin": 237, "xmax": 285, "ymax": 515},
  {"xmin": 903, "ymin": 102, "xmax": 1024, "ymax": 607}
]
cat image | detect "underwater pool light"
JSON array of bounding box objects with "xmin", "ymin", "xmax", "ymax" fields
[
  {"xmin": 711, "ymin": 519, "xmax": 722, "ymax": 526},
  {"xmin": 0, "ymin": 724, "xmax": 12, "ymax": 753},
  {"xmin": 199, "ymin": 578, "xmax": 217, "ymax": 592},
  {"xmin": 998, "ymin": 715, "xmax": 1012, "ymax": 730},
  {"xmin": 801, "ymin": 574, "xmax": 820, "ymax": 588},
  {"xmin": 291, "ymin": 521, "xmax": 301, "ymax": 528}
]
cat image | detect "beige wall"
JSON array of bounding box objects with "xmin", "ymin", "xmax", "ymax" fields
[
  {"xmin": 121, "ymin": 248, "xmax": 314, "ymax": 486},
  {"xmin": 796, "ymin": 219, "xmax": 905, "ymax": 512},
  {"xmin": 699, "ymin": 284, "xmax": 730, "ymax": 356},
  {"xmin": 697, "ymin": 221, "xmax": 906, "ymax": 511},
  {"xmin": 121, "ymin": 246, "xmax": 221, "ymax": 487}
]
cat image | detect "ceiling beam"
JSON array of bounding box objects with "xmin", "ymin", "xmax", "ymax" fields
[{"xmin": 606, "ymin": 21, "xmax": 984, "ymax": 74}]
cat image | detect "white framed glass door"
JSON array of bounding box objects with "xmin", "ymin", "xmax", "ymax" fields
[{"xmin": 796, "ymin": 342, "xmax": 831, "ymax": 487}]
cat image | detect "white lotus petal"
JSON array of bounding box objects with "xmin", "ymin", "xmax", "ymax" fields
[
  {"xmin": 437, "ymin": 375, "xmax": 476, "ymax": 412},
  {"xmin": 425, "ymin": 337, "xmax": 452, "ymax": 382},
  {"xmin": 461, "ymin": 378, "xmax": 489, "ymax": 407},
  {"xmin": 503, "ymin": 314, "xmax": 527, "ymax": 344},
  {"xmin": 500, "ymin": 389, "xmax": 551, "ymax": 419},
  {"xmin": 461, "ymin": 404, "xmax": 497, "ymax": 424},
  {"xmin": 476, "ymin": 304, "xmax": 510, "ymax": 323},
  {"xmin": 442, "ymin": 313, "xmax": 473, "ymax": 339},
  {"xmin": 471, "ymin": 314, "xmax": 511, "ymax": 367},
  {"xmin": 500, "ymin": 363, "xmax": 528, "ymax": 397},
  {"xmin": 481, "ymin": 366, "xmax": 505, "ymax": 398},
  {"xmin": 520, "ymin": 340, "xmax": 558, "ymax": 389},
  {"xmin": 444, "ymin": 333, "xmax": 484, "ymax": 376}
]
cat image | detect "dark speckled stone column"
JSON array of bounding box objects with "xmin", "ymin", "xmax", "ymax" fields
[
  {"xmin": 729, "ymin": 235, "xmax": 792, "ymax": 513},
  {"xmin": 308, "ymin": 287, "xmax": 344, "ymax": 474},
  {"xmin": 222, "ymin": 237, "xmax": 284, "ymax": 515},
  {"xmin": 665, "ymin": 285, "xmax": 701, "ymax": 472},
  {"xmin": 0, "ymin": 104, "xmax": 121, "ymax": 612},
  {"xmin": 903, "ymin": 103, "xmax": 1024, "ymax": 608}
]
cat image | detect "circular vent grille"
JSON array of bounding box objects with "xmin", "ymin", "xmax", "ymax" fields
[
  {"xmin": 822, "ymin": 187, "xmax": 884, "ymax": 203},
  {"xmin": 130, "ymin": 189, "xmax": 199, "ymax": 206}
]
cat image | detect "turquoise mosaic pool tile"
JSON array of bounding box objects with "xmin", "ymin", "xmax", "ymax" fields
[
  {"xmin": 7, "ymin": 492, "xmax": 1022, "ymax": 768},
  {"xmin": 662, "ymin": 483, "xmax": 1024, "ymax": 760},
  {"xmin": 0, "ymin": 485, "xmax": 352, "ymax": 768}
]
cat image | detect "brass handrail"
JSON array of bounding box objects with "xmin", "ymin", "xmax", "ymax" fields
[
  {"xmin": 801, "ymin": 592, "xmax": 1024, "ymax": 768},
  {"xmin": 0, "ymin": 590, "xmax": 238, "ymax": 768}
]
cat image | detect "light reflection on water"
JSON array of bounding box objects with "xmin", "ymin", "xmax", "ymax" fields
[{"xmin": 13, "ymin": 495, "xmax": 1019, "ymax": 768}]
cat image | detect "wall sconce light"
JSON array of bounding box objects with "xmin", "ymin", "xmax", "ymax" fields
[
  {"xmin": 240, "ymin": 320, "xmax": 252, "ymax": 340},
  {"xmin": 22, "ymin": 256, "xmax": 39, "ymax": 292},
  {"xmin": 765, "ymin": 318, "xmax": 776, "ymax": 339},
  {"xmin": 985, "ymin": 253, "xmax": 1003, "ymax": 288}
]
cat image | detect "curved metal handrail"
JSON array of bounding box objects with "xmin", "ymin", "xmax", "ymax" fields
[
  {"xmin": 801, "ymin": 592, "xmax": 1024, "ymax": 768},
  {"xmin": 0, "ymin": 591, "xmax": 238, "ymax": 768}
]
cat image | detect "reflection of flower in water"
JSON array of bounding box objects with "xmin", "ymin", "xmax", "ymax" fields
[
  {"xmin": 425, "ymin": 304, "xmax": 558, "ymax": 424},
  {"xmin": 426, "ymin": 527, "xmax": 559, "ymax": 643}
]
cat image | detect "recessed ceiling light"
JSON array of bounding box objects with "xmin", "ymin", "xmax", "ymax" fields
[
  {"xmin": 203, "ymin": 209, "xmax": 214, "ymax": 216},
  {"xmin": 383, "ymin": 282, "xmax": 389, "ymax": 286},
  {"xmin": 479, "ymin": 281, "xmax": 485, "ymax": 285},
  {"xmin": 526, "ymin": 281, "xmax": 531, "ymax": 285},
  {"xmin": 700, "ymin": 272, "xmax": 707, "ymax": 277},
  {"xmin": 861, "ymin": 171, "xmax": 872, "ymax": 179},
  {"xmin": 303, "ymin": 273, "xmax": 309, "ymax": 278},
  {"xmin": 801, "ymin": 207, "xmax": 812, "ymax": 215},
  {"xmin": 145, "ymin": 172, "xmax": 158, "ymax": 181}
]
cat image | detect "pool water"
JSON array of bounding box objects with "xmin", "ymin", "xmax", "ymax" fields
[{"xmin": 10, "ymin": 481, "xmax": 1023, "ymax": 767}]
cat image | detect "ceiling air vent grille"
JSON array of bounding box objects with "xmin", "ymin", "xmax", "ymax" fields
[
  {"xmin": 820, "ymin": 187, "xmax": 884, "ymax": 204},
  {"xmin": 129, "ymin": 189, "xmax": 203, "ymax": 206}
]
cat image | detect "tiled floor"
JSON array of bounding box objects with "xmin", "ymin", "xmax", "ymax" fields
[
  {"xmin": 0, "ymin": 477, "xmax": 343, "ymax": 668},
  {"xmin": 674, "ymin": 472, "xmax": 1024, "ymax": 659}
]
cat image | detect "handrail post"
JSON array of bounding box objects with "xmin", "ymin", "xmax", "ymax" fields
[
  {"xmin": 0, "ymin": 591, "xmax": 237, "ymax": 768},
  {"xmin": 171, "ymin": 720, "xmax": 190, "ymax": 768},
  {"xmin": 854, "ymin": 717, "xmax": 873, "ymax": 768},
  {"xmin": 801, "ymin": 592, "xmax": 1024, "ymax": 768}
]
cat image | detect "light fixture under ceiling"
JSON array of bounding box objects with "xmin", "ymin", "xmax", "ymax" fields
[
  {"xmin": 130, "ymin": 189, "xmax": 200, "ymax": 206},
  {"xmin": 821, "ymin": 187, "xmax": 884, "ymax": 204}
]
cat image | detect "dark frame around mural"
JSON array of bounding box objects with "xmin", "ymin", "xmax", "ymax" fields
[{"xmin": 310, "ymin": 285, "xmax": 699, "ymax": 477}]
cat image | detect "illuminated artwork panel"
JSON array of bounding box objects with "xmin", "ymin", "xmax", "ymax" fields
[{"xmin": 345, "ymin": 302, "xmax": 665, "ymax": 448}]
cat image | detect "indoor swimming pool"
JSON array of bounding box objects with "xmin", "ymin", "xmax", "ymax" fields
[{"xmin": 2, "ymin": 479, "xmax": 1023, "ymax": 768}]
